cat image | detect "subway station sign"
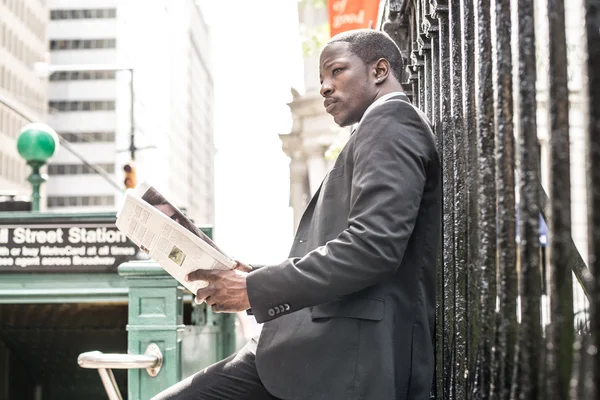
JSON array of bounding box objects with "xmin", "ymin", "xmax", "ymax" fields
[{"xmin": 0, "ymin": 215, "xmax": 143, "ymax": 272}]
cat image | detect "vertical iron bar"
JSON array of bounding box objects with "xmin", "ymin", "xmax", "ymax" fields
[
  {"xmin": 425, "ymin": 4, "xmax": 444, "ymax": 397},
  {"xmin": 422, "ymin": 4, "xmax": 444, "ymax": 398},
  {"xmin": 434, "ymin": 2, "xmax": 455, "ymax": 398},
  {"xmin": 420, "ymin": 0, "xmax": 432, "ymax": 118},
  {"xmin": 415, "ymin": 4, "xmax": 424, "ymax": 111},
  {"xmin": 410, "ymin": 71, "xmax": 419, "ymax": 104},
  {"xmin": 449, "ymin": 0, "xmax": 467, "ymax": 398},
  {"xmin": 423, "ymin": 52, "xmax": 432, "ymax": 117},
  {"xmin": 460, "ymin": 0, "xmax": 479, "ymax": 395},
  {"xmin": 475, "ymin": 0, "xmax": 497, "ymax": 397},
  {"xmin": 416, "ymin": 1, "xmax": 425, "ymax": 111},
  {"xmin": 419, "ymin": 62, "xmax": 426, "ymax": 110},
  {"xmin": 515, "ymin": 0, "xmax": 543, "ymax": 398},
  {"xmin": 545, "ymin": 0, "xmax": 574, "ymax": 398},
  {"xmin": 584, "ymin": 0, "xmax": 600, "ymax": 397},
  {"xmin": 410, "ymin": 3, "xmax": 423, "ymax": 110},
  {"xmin": 571, "ymin": 333, "xmax": 593, "ymax": 399},
  {"xmin": 419, "ymin": 6, "xmax": 432, "ymax": 118},
  {"xmin": 493, "ymin": 0, "xmax": 518, "ymax": 398},
  {"xmin": 412, "ymin": 3, "xmax": 423, "ymax": 110},
  {"xmin": 411, "ymin": 6, "xmax": 419, "ymax": 110},
  {"xmin": 419, "ymin": 6, "xmax": 439, "ymax": 399},
  {"xmin": 429, "ymin": 15, "xmax": 440, "ymax": 136}
]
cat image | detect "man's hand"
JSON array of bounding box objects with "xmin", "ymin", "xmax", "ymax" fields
[
  {"xmin": 186, "ymin": 268, "xmax": 250, "ymax": 313},
  {"xmin": 233, "ymin": 260, "xmax": 253, "ymax": 273}
]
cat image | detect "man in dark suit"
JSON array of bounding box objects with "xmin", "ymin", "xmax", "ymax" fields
[{"xmin": 153, "ymin": 29, "xmax": 441, "ymax": 400}]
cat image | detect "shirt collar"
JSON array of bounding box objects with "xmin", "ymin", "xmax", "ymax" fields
[{"xmin": 358, "ymin": 91, "xmax": 406, "ymax": 126}]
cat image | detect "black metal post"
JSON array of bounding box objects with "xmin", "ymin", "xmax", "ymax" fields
[
  {"xmin": 433, "ymin": 2, "xmax": 455, "ymax": 398},
  {"xmin": 418, "ymin": 6, "xmax": 432, "ymax": 118},
  {"xmin": 388, "ymin": 1, "xmax": 599, "ymax": 399},
  {"xmin": 449, "ymin": 0, "xmax": 467, "ymax": 398},
  {"xmin": 515, "ymin": 0, "xmax": 543, "ymax": 398},
  {"xmin": 545, "ymin": 0, "xmax": 574, "ymax": 398},
  {"xmin": 459, "ymin": 0, "xmax": 480, "ymax": 394},
  {"xmin": 584, "ymin": 0, "xmax": 600, "ymax": 397},
  {"xmin": 474, "ymin": 0, "xmax": 497, "ymax": 396},
  {"xmin": 423, "ymin": 3, "xmax": 445, "ymax": 397},
  {"xmin": 493, "ymin": 0, "xmax": 518, "ymax": 398}
]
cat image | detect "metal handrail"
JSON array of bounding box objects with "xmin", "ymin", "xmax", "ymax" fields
[
  {"xmin": 78, "ymin": 343, "xmax": 163, "ymax": 400},
  {"xmin": 78, "ymin": 351, "xmax": 160, "ymax": 370}
]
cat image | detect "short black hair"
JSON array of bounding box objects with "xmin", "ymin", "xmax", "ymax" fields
[{"xmin": 327, "ymin": 29, "xmax": 404, "ymax": 82}]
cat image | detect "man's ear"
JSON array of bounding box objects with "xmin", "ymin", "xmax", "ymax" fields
[{"xmin": 373, "ymin": 58, "xmax": 391, "ymax": 83}]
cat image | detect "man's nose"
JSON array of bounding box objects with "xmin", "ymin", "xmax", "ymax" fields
[{"xmin": 320, "ymin": 80, "xmax": 333, "ymax": 97}]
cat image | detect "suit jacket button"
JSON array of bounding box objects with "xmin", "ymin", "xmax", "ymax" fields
[
  {"xmin": 278, "ymin": 305, "xmax": 285, "ymax": 313},
  {"xmin": 283, "ymin": 304, "xmax": 290, "ymax": 311},
  {"xmin": 274, "ymin": 307, "xmax": 281, "ymax": 314},
  {"xmin": 268, "ymin": 308, "xmax": 275, "ymax": 317}
]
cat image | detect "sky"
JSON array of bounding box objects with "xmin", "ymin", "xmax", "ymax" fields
[{"xmin": 198, "ymin": 0, "xmax": 305, "ymax": 265}]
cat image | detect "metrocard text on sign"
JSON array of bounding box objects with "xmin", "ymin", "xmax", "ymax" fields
[{"xmin": 0, "ymin": 225, "xmax": 141, "ymax": 272}]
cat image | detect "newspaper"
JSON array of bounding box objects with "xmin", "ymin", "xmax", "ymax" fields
[{"xmin": 115, "ymin": 181, "xmax": 235, "ymax": 293}]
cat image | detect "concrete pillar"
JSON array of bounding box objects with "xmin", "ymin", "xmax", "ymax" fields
[
  {"xmin": 305, "ymin": 145, "xmax": 327, "ymax": 196},
  {"xmin": 289, "ymin": 155, "xmax": 309, "ymax": 231}
]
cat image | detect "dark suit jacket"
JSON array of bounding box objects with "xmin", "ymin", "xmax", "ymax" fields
[{"xmin": 247, "ymin": 94, "xmax": 441, "ymax": 400}]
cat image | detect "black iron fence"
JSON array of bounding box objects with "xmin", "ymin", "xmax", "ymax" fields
[{"xmin": 381, "ymin": 0, "xmax": 599, "ymax": 398}]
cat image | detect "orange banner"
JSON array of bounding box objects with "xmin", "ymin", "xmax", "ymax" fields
[{"xmin": 327, "ymin": 0, "xmax": 380, "ymax": 37}]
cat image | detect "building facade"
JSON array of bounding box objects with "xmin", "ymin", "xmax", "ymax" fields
[
  {"xmin": 280, "ymin": 1, "xmax": 350, "ymax": 231},
  {"xmin": 0, "ymin": 0, "xmax": 49, "ymax": 199},
  {"xmin": 46, "ymin": 0, "xmax": 215, "ymax": 225}
]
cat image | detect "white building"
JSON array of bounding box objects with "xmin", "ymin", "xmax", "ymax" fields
[
  {"xmin": 0, "ymin": 0, "xmax": 49, "ymax": 199},
  {"xmin": 280, "ymin": 1, "xmax": 350, "ymax": 231},
  {"xmin": 46, "ymin": 0, "xmax": 215, "ymax": 225}
]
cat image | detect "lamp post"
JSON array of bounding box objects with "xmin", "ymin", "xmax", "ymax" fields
[{"xmin": 16, "ymin": 123, "xmax": 59, "ymax": 211}]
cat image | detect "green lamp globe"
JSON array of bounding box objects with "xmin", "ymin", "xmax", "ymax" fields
[{"xmin": 17, "ymin": 122, "xmax": 60, "ymax": 163}]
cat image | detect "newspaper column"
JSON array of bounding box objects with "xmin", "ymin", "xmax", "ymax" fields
[{"xmin": 118, "ymin": 261, "xmax": 185, "ymax": 398}]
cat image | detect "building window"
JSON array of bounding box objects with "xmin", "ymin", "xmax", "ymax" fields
[
  {"xmin": 49, "ymin": 100, "xmax": 116, "ymax": 112},
  {"xmin": 59, "ymin": 131, "xmax": 115, "ymax": 143},
  {"xmin": 50, "ymin": 38, "xmax": 116, "ymax": 50},
  {"xmin": 48, "ymin": 163, "xmax": 115, "ymax": 175},
  {"xmin": 0, "ymin": 153, "xmax": 27, "ymax": 184},
  {"xmin": 50, "ymin": 8, "xmax": 117, "ymax": 20},
  {"xmin": 47, "ymin": 195, "xmax": 115, "ymax": 208},
  {"xmin": 49, "ymin": 70, "xmax": 116, "ymax": 81}
]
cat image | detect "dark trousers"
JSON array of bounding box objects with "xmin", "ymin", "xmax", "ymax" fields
[{"xmin": 151, "ymin": 338, "xmax": 280, "ymax": 400}]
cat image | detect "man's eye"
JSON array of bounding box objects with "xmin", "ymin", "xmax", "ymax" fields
[{"xmin": 332, "ymin": 68, "xmax": 343, "ymax": 75}]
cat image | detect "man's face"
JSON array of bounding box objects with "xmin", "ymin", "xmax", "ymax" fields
[{"xmin": 319, "ymin": 42, "xmax": 376, "ymax": 127}]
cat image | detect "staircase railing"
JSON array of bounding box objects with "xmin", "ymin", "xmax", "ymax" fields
[{"xmin": 78, "ymin": 343, "xmax": 163, "ymax": 400}]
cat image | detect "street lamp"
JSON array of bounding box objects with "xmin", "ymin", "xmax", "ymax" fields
[{"xmin": 16, "ymin": 123, "xmax": 59, "ymax": 211}]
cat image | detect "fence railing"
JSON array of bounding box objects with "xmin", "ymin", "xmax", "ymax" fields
[
  {"xmin": 78, "ymin": 344, "xmax": 163, "ymax": 400},
  {"xmin": 381, "ymin": 0, "xmax": 599, "ymax": 398}
]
